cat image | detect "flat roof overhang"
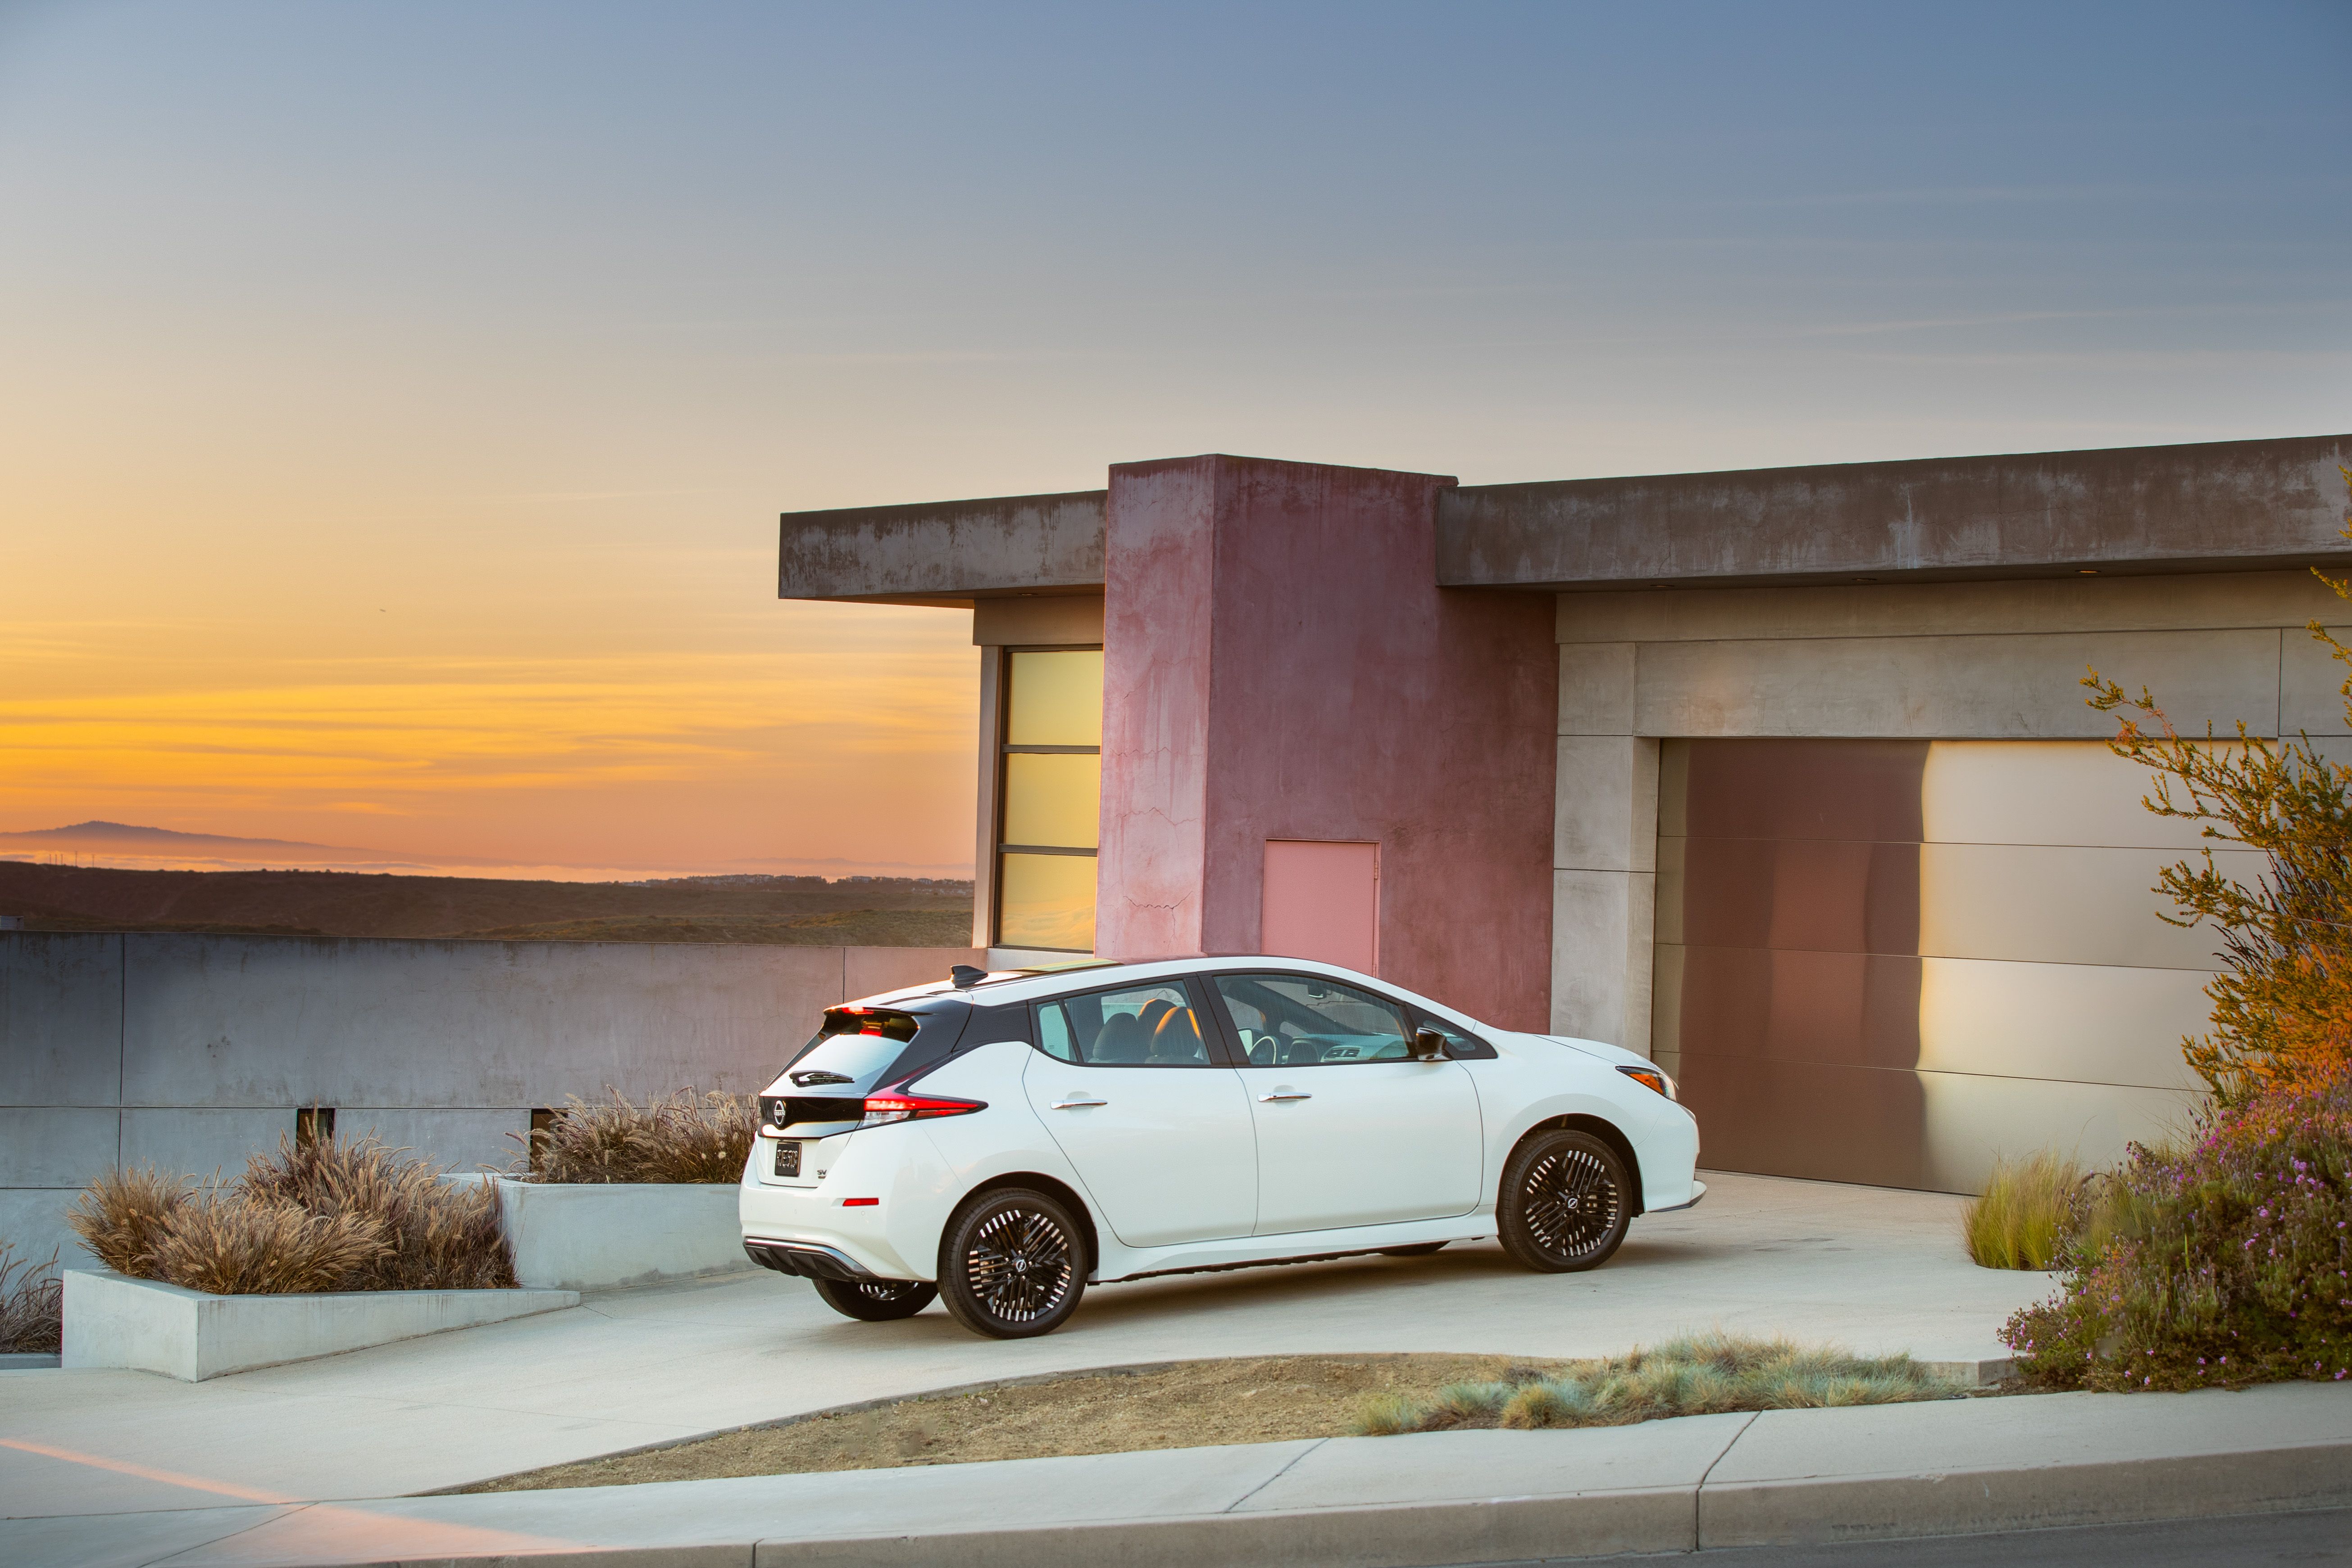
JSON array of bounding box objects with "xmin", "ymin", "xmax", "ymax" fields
[
  {"xmin": 777, "ymin": 434, "xmax": 2352, "ymax": 603},
  {"xmin": 777, "ymin": 489, "xmax": 1105, "ymax": 607},
  {"xmin": 1439, "ymin": 433, "xmax": 2352, "ymax": 592}
]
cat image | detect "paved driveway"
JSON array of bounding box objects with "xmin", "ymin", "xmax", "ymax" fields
[{"xmin": 0, "ymin": 1173, "xmax": 2054, "ymax": 1523}]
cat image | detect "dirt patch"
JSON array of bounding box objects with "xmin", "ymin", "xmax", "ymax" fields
[{"xmin": 457, "ymin": 1354, "xmax": 1564, "ymax": 1493}]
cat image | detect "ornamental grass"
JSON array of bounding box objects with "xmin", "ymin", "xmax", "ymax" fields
[
  {"xmin": 69, "ymin": 1135, "xmax": 513, "ymax": 1295},
  {"xmin": 521, "ymin": 1089, "xmax": 756, "ymax": 1184},
  {"xmin": 0, "ymin": 1241, "xmax": 63, "ymax": 1353},
  {"xmin": 2003, "ymin": 1068, "xmax": 2352, "ymax": 1391},
  {"xmin": 1962, "ymin": 1151, "xmax": 2083, "ymax": 1270},
  {"xmin": 1349, "ymin": 1333, "xmax": 1962, "ymax": 1435}
]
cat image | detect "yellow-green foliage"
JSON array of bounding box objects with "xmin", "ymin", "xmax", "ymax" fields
[
  {"xmin": 1348, "ymin": 1334, "xmax": 1961, "ymax": 1435},
  {"xmin": 2083, "ymin": 473, "xmax": 2352, "ymax": 1103},
  {"xmin": 1963, "ymin": 1152, "xmax": 2081, "ymax": 1270}
]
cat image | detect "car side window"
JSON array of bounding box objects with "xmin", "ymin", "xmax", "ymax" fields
[
  {"xmin": 1034, "ymin": 982, "xmax": 1213, "ymax": 1067},
  {"xmin": 1410, "ymin": 1009, "xmax": 1499, "ymax": 1060},
  {"xmin": 1211, "ymin": 974, "xmax": 1412, "ymax": 1067}
]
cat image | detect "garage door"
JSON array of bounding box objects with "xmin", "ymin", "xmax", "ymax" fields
[{"xmin": 1651, "ymin": 739, "xmax": 2220, "ymax": 1193}]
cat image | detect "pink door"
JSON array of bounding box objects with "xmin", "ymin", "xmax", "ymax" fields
[{"xmin": 1259, "ymin": 840, "xmax": 1379, "ymax": 973}]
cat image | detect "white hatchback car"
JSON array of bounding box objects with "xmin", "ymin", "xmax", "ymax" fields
[{"xmin": 740, "ymin": 956, "xmax": 1702, "ymax": 1338}]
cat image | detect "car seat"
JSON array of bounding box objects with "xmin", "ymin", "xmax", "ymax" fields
[
  {"xmin": 1147, "ymin": 1007, "xmax": 1207, "ymax": 1064},
  {"xmin": 1090, "ymin": 1013, "xmax": 1151, "ymax": 1064}
]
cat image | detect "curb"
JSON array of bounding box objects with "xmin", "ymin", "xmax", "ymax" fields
[{"xmin": 24, "ymin": 1386, "xmax": 2352, "ymax": 1568}]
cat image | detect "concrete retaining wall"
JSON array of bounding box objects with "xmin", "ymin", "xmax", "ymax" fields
[
  {"xmin": 473, "ymin": 1177, "xmax": 748, "ymax": 1291},
  {"xmin": 1, "ymin": 935, "xmax": 978, "ymax": 1272},
  {"xmin": 59, "ymin": 1268, "xmax": 578, "ymax": 1380}
]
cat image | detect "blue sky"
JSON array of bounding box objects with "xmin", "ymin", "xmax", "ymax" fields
[{"xmin": 1, "ymin": 1, "xmax": 2347, "ymax": 871}]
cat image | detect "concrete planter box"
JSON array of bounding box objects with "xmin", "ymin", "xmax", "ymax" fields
[
  {"xmin": 61, "ymin": 1269, "xmax": 577, "ymax": 1381},
  {"xmin": 478, "ymin": 1177, "xmax": 751, "ymax": 1291}
]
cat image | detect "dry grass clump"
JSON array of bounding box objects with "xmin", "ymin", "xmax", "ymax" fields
[
  {"xmin": 68, "ymin": 1166, "xmax": 191, "ymax": 1278},
  {"xmin": 0, "ymin": 1242, "xmax": 64, "ymax": 1353},
  {"xmin": 522, "ymin": 1090, "xmax": 756, "ymax": 1184},
  {"xmin": 1350, "ymin": 1334, "xmax": 1962, "ymax": 1435},
  {"xmin": 241, "ymin": 1134, "xmax": 512, "ymax": 1290},
  {"xmin": 1963, "ymin": 1151, "xmax": 2083, "ymax": 1270},
  {"xmin": 69, "ymin": 1136, "xmax": 514, "ymax": 1295}
]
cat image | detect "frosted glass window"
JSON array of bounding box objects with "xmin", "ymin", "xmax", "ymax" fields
[
  {"xmin": 997, "ymin": 853, "xmax": 1097, "ymax": 951},
  {"xmin": 1005, "ymin": 650, "xmax": 1103, "ymax": 747},
  {"xmin": 1002, "ymin": 753, "xmax": 1101, "ymax": 849}
]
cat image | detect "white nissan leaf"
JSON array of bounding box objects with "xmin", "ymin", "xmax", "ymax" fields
[{"xmin": 739, "ymin": 957, "xmax": 1703, "ymax": 1338}]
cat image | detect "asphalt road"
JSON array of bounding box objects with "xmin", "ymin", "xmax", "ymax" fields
[{"xmin": 1469, "ymin": 1506, "xmax": 2352, "ymax": 1567}]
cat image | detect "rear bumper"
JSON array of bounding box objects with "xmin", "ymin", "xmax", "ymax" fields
[{"xmin": 742, "ymin": 1238, "xmax": 885, "ymax": 1282}]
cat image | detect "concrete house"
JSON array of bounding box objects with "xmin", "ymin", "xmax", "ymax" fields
[{"xmin": 778, "ymin": 434, "xmax": 2352, "ymax": 1194}]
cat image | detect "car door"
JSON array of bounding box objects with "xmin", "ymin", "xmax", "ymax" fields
[
  {"xmin": 1206, "ymin": 971, "xmax": 1483, "ymax": 1236},
  {"xmin": 1021, "ymin": 977, "xmax": 1259, "ymax": 1247}
]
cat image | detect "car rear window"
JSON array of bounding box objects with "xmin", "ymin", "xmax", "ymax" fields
[{"xmin": 782, "ymin": 1004, "xmax": 967, "ymax": 1094}]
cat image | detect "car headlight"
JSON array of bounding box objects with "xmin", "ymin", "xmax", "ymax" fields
[{"xmin": 1616, "ymin": 1064, "xmax": 1676, "ymax": 1100}]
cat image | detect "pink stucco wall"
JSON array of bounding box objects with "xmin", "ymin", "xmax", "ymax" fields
[{"xmin": 1095, "ymin": 454, "xmax": 1557, "ymax": 1031}]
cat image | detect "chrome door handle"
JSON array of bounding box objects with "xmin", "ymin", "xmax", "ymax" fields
[
  {"xmin": 1259, "ymin": 1091, "xmax": 1312, "ymax": 1102},
  {"xmin": 1050, "ymin": 1097, "xmax": 1109, "ymax": 1110}
]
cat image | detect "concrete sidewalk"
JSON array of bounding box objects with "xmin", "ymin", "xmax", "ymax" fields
[
  {"xmin": 0, "ymin": 1173, "xmax": 2048, "ymax": 1523},
  {"xmin": 7, "ymin": 1382, "xmax": 2350, "ymax": 1567}
]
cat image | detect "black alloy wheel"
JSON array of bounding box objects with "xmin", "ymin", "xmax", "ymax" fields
[
  {"xmin": 811, "ymin": 1276, "xmax": 938, "ymax": 1322},
  {"xmin": 1379, "ymin": 1242, "xmax": 1448, "ymax": 1258},
  {"xmin": 1498, "ymin": 1129, "xmax": 1631, "ymax": 1273},
  {"xmin": 937, "ymin": 1188, "xmax": 1086, "ymax": 1339}
]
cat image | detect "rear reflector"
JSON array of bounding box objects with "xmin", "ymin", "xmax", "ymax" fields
[{"xmin": 842, "ymin": 1197, "xmax": 879, "ymax": 1207}]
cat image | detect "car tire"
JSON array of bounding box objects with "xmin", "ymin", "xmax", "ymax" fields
[
  {"xmin": 1498, "ymin": 1129, "xmax": 1632, "ymax": 1273},
  {"xmin": 937, "ymin": 1187, "xmax": 1087, "ymax": 1339},
  {"xmin": 811, "ymin": 1276, "xmax": 938, "ymax": 1322},
  {"xmin": 1379, "ymin": 1242, "xmax": 1447, "ymax": 1258}
]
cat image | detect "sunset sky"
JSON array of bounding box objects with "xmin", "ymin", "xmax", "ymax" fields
[{"xmin": 4, "ymin": 2, "xmax": 2347, "ymax": 878}]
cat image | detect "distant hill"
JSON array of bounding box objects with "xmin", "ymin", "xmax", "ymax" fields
[
  {"xmin": 0, "ymin": 862, "xmax": 974, "ymax": 944},
  {"xmin": 0, "ymin": 820, "xmax": 969, "ymax": 882}
]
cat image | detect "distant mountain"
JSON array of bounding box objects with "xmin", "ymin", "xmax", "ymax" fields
[
  {"xmin": 0, "ymin": 821, "xmax": 970, "ymax": 882},
  {"xmin": 3, "ymin": 819, "xmax": 442, "ymax": 856}
]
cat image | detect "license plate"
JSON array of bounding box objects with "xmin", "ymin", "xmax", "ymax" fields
[{"xmin": 773, "ymin": 1141, "xmax": 801, "ymax": 1178}]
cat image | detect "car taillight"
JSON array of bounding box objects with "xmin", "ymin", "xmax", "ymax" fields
[{"xmin": 857, "ymin": 1092, "xmax": 987, "ymax": 1129}]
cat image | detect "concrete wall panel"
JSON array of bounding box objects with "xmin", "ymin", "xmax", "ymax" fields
[
  {"xmin": 0, "ymin": 932, "xmax": 123, "ymax": 1106},
  {"xmin": 2279, "ymin": 625, "xmax": 2352, "ymax": 737},
  {"xmin": 844, "ymin": 945, "xmax": 987, "ymax": 1004},
  {"xmin": 1556, "ymin": 736, "xmax": 1660, "ymax": 874},
  {"xmin": 1558, "ymin": 644, "xmax": 1637, "ymax": 734},
  {"xmin": 972, "ymin": 593, "xmax": 1106, "ymax": 647},
  {"xmin": 120, "ymin": 1109, "xmax": 294, "ymax": 1182},
  {"xmin": 0, "ymin": 1107, "xmax": 118, "ymax": 1188},
  {"xmin": 1558, "ymin": 570, "xmax": 2346, "ymax": 645},
  {"xmin": 341, "ymin": 1109, "xmax": 532, "ymax": 1173},
  {"xmin": 118, "ymin": 936, "xmax": 847, "ymax": 1109},
  {"xmin": 1635, "ymin": 630, "xmax": 2282, "ymax": 739},
  {"xmin": 1552, "ymin": 869, "xmax": 1653, "ymax": 1048},
  {"xmin": 0, "ymin": 1188, "xmax": 89, "ymax": 1270}
]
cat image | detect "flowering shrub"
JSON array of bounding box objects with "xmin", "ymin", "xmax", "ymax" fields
[{"xmin": 2003, "ymin": 1070, "xmax": 2352, "ymax": 1390}]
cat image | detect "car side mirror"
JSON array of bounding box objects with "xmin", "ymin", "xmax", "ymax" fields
[{"xmin": 1411, "ymin": 1027, "xmax": 1450, "ymax": 1063}]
